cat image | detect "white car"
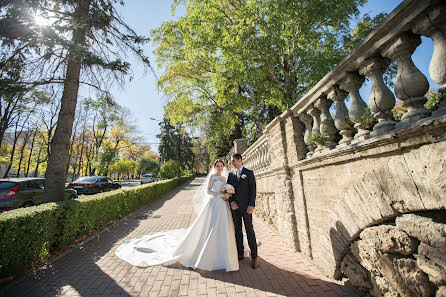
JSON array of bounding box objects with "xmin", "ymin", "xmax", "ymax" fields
[{"xmin": 141, "ymin": 174, "xmax": 156, "ymax": 184}]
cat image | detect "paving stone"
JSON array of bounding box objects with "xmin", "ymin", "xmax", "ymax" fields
[{"xmin": 0, "ymin": 178, "xmax": 352, "ymax": 297}]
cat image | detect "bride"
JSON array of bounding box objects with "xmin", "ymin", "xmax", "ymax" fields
[{"xmin": 115, "ymin": 159, "xmax": 239, "ymax": 272}]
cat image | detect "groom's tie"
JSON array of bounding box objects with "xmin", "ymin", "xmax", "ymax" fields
[{"xmin": 237, "ymin": 169, "xmax": 240, "ymax": 180}]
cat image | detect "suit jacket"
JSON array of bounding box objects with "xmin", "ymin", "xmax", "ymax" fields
[{"xmin": 227, "ymin": 167, "xmax": 256, "ymax": 211}]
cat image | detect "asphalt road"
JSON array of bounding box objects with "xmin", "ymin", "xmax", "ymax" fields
[{"xmin": 118, "ymin": 180, "xmax": 141, "ymax": 188}]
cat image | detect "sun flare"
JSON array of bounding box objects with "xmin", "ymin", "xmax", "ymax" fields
[{"xmin": 34, "ymin": 14, "xmax": 49, "ymax": 26}]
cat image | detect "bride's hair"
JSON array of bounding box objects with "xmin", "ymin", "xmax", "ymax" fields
[{"xmin": 213, "ymin": 159, "xmax": 225, "ymax": 167}]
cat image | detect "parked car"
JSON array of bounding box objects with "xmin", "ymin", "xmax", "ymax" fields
[
  {"xmin": 67, "ymin": 176, "xmax": 121, "ymax": 195},
  {"xmin": 141, "ymin": 174, "xmax": 156, "ymax": 184},
  {"xmin": 0, "ymin": 177, "xmax": 77, "ymax": 212}
]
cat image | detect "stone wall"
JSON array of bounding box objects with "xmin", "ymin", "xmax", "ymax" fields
[
  {"xmin": 224, "ymin": 1, "xmax": 446, "ymax": 294},
  {"xmin": 238, "ymin": 107, "xmax": 446, "ymax": 296}
]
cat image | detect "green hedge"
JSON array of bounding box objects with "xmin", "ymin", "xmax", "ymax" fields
[{"xmin": 0, "ymin": 176, "xmax": 193, "ymax": 278}]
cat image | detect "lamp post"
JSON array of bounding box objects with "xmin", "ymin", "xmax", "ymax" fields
[{"xmin": 148, "ymin": 117, "xmax": 163, "ymax": 172}]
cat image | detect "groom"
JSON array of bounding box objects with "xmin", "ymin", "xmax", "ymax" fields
[{"xmin": 227, "ymin": 153, "xmax": 259, "ymax": 269}]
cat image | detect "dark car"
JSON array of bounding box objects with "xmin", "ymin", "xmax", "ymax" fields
[
  {"xmin": 0, "ymin": 177, "xmax": 78, "ymax": 212},
  {"xmin": 67, "ymin": 176, "xmax": 121, "ymax": 195}
]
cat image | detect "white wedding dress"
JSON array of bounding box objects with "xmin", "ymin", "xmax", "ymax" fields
[{"xmin": 115, "ymin": 174, "xmax": 239, "ymax": 272}]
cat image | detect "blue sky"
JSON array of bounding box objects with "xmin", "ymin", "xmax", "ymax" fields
[{"xmin": 102, "ymin": 0, "xmax": 436, "ymax": 153}]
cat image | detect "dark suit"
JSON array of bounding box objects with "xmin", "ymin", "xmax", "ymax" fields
[{"xmin": 227, "ymin": 167, "xmax": 257, "ymax": 259}]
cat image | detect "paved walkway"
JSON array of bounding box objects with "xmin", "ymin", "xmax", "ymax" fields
[{"xmin": 1, "ymin": 178, "xmax": 352, "ymax": 297}]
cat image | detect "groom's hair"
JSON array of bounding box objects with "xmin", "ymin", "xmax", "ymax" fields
[{"xmin": 232, "ymin": 153, "xmax": 243, "ymax": 161}]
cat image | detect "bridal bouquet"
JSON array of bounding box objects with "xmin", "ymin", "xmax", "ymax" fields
[{"xmin": 221, "ymin": 184, "xmax": 235, "ymax": 195}]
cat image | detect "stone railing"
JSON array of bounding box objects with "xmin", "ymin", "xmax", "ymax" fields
[
  {"xmin": 224, "ymin": 1, "xmax": 446, "ymax": 296},
  {"xmin": 224, "ymin": 146, "xmax": 236, "ymax": 171},
  {"xmin": 230, "ymin": 0, "xmax": 445, "ymax": 167},
  {"xmin": 242, "ymin": 135, "xmax": 271, "ymax": 173},
  {"xmin": 224, "ymin": 139, "xmax": 248, "ymax": 171},
  {"xmin": 290, "ymin": 0, "xmax": 445, "ymax": 157}
]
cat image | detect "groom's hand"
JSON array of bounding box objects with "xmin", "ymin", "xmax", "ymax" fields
[
  {"xmin": 247, "ymin": 206, "xmax": 254, "ymax": 214},
  {"xmin": 231, "ymin": 202, "xmax": 239, "ymax": 210}
]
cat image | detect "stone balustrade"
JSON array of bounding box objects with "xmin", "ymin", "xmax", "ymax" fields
[
  {"xmin": 242, "ymin": 135, "xmax": 271, "ymax": 173},
  {"xmin": 225, "ymin": 1, "xmax": 446, "ymax": 296},
  {"xmin": 287, "ymin": 0, "xmax": 445, "ymax": 150}
]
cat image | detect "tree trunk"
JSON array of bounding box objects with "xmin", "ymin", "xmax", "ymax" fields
[
  {"xmin": 3, "ymin": 126, "xmax": 21, "ymax": 178},
  {"xmin": 0, "ymin": 94, "xmax": 20, "ymax": 148},
  {"xmin": 33, "ymin": 141, "xmax": 44, "ymax": 177},
  {"xmin": 25, "ymin": 130, "xmax": 37, "ymax": 176},
  {"xmin": 44, "ymin": 0, "xmax": 90, "ymax": 202},
  {"xmin": 76, "ymin": 129, "xmax": 86, "ymax": 180},
  {"xmin": 16, "ymin": 132, "xmax": 30, "ymax": 177}
]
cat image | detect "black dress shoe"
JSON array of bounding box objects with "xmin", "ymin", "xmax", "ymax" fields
[
  {"xmin": 238, "ymin": 255, "xmax": 244, "ymax": 260},
  {"xmin": 252, "ymin": 257, "xmax": 259, "ymax": 269}
]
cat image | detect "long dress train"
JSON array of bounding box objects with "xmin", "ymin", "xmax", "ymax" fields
[{"xmin": 115, "ymin": 175, "xmax": 239, "ymax": 272}]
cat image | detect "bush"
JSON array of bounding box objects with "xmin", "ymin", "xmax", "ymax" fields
[
  {"xmin": 425, "ymin": 89, "xmax": 446, "ymax": 110},
  {"xmin": 0, "ymin": 176, "xmax": 193, "ymax": 279},
  {"xmin": 308, "ymin": 133, "xmax": 327, "ymax": 146},
  {"xmin": 360, "ymin": 107, "xmax": 378, "ymax": 130},
  {"xmin": 160, "ymin": 160, "xmax": 182, "ymax": 179}
]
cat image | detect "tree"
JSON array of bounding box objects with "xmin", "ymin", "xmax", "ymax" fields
[
  {"xmin": 1, "ymin": 0, "xmax": 153, "ymax": 201},
  {"xmin": 192, "ymin": 135, "xmax": 209, "ymax": 174},
  {"xmin": 111, "ymin": 158, "xmax": 137, "ymax": 180},
  {"xmin": 160, "ymin": 160, "xmax": 182, "ymax": 179},
  {"xmin": 138, "ymin": 152, "xmax": 160, "ymax": 176},
  {"xmin": 157, "ymin": 117, "xmax": 194, "ymax": 169},
  {"xmin": 152, "ymin": 0, "xmax": 389, "ymax": 155}
]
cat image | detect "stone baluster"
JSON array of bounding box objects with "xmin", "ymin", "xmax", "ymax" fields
[
  {"xmin": 413, "ymin": 4, "xmax": 446, "ymax": 116},
  {"xmin": 299, "ymin": 112, "xmax": 315, "ymax": 157},
  {"xmin": 265, "ymin": 144, "xmax": 271, "ymax": 166},
  {"xmin": 315, "ymin": 96, "xmax": 338, "ymax": 149},
  {"xmin": 359, "ymin": 57, "xmax": 396, "ymax": 135},
  {"xmin": 339, "ymin": 72, "xmax": 370, "ymax": 141},
  {"xmin": 328, "ymin": 86, "xmax": 353, "ymax": 147},
  {"xmin": 260, "ymin": 148, "xmax": 264, "ymax": 168},
  {"xmin": 255, "ymin": 153, "xmax": 259, "ymax": 170},
  {"xmin": 308, "ymin": 107, "xmax": 323, "ymax": 152},
  {"xmin": 259, "ymin": 148, "xmax": 263, "ymax": 170},
  {"xmin": 382, "ymin": 32, "xmax": 431, "ymax": 123}
]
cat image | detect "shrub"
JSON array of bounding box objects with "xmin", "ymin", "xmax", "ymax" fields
[
  {"xmin": 425, "ymin": 89, "xmax": 446, "ymax": 110},
  {"xmin": 0, "ymin": 176, "xmax": 193, "ymax": 279},
  {"xmin": 360, "ymin": 107, "xmax": 378, "ymax": 130},
  {"xmin": 308, "ymin": 133, "xmax": 327, "ymax": 146},
  {"xmin": 160, "ymin": 160, "xmax": 182, "ymax": 179}
]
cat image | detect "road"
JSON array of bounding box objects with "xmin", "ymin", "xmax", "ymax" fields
[{"xmin": 118, "ymin": 180, "xmax": 141, "ymax": 188}]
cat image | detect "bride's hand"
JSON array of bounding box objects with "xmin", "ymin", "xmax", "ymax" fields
[{"xmin": 223, "ymin": 193, "xmax": 231, "ymax": 199}]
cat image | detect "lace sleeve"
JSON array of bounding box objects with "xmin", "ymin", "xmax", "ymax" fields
[{"xmin": 207, "ymin": 175, "xmax": 225, "ymax": 198}]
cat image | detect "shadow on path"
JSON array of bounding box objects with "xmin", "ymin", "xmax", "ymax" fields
[{"xmin": 0, "ymin": 179, "xmax": 201, "ymax": 297}]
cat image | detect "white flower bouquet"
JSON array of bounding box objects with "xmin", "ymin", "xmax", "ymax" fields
[{"xmin": 221, "ymin": 184, "xmax": 235, "ymax": 195}]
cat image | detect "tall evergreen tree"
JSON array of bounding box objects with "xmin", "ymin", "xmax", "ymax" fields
[{"xmin": 157, "ymin": 118, "xmax": 194, "ymax": 169}]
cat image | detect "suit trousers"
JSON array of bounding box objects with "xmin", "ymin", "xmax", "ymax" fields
[{"xmin": 231, "ymin": 209, "xmax": 258, "ymax": 259}]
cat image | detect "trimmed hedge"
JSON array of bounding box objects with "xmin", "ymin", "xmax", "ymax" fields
[{"xmin": 0, "ymin": 176, "xmax": 193, "ymax": 278}]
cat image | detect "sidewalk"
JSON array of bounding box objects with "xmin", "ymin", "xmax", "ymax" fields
[{"xmin": 1, "ymin": 178, "xmax": 353, "ymax": 297}]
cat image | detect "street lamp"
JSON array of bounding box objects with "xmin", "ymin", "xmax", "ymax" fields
[{"xmin": 149, "ymin": 117, "xmax": 162, "ymax": 123}]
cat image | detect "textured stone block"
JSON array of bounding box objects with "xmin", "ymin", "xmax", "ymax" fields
[
  {"xmin": 340, "ymin": 254, "xmax": 371, "ymax": 289},
  {"xmin": 359, "ymin": 225, "xmax": 418, "ymax": 255},
  {"xmin": 396, "ymin": 213, "xmax": 446, "ymax": 248},
  {"xmin": 400, "ymin": 141, "xmax": 446, "ymax": 209},
  {"xmin": 378, "ymin": 255, "xmax": 432, "ymax": 297},
  {"xmin": 417, "ymin": 242, "xmax": 446, "ymax": 286},
  {"xmin": 370, "ymin": 276, "xmax": 398, "ymax": 297},
  {"xmin": 437, "ymin": 286, "xmax": 446, "ymax": 297}
]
